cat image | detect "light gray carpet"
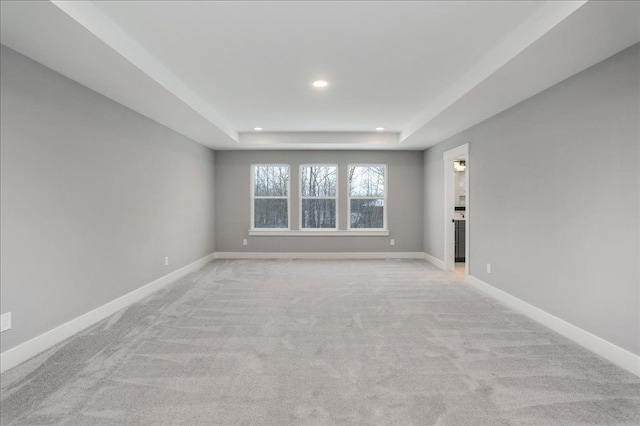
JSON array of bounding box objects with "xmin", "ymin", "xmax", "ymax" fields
[{"xmin": 1, "ymin": 259, "xmax": 639, "ymax": 425}]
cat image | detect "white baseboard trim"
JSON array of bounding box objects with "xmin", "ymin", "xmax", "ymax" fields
[
  {"xmin": 0, "ymin": 252, "xmax": 216, "ymax": 374},
  {"xmin": 467, "ymin": 275, "xmax": 640, "ymax": 377},
  {"xmin": 214, "ymin": 252, "xmax": 425, "ymax": 260},
  {"xmin": 423, "ymin": 252, "xmax": 446, "ymax": 270}
]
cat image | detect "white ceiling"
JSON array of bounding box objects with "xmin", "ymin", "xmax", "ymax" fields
[{"xmin": 1, "ymin": 1, "xmax": 638, "ymax": 150}]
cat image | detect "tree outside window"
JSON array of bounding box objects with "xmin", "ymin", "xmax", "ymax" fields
[
  {"xmin": 252, "ymin": 165, "xmax": 289, "ymax": 229},
  {"xmin": 348, "ymin": 165, "xmax": 386, "ymax": 229},
  {"xmin": 300, "ymin": 165, "xmax": 337, "ymax": 229}
]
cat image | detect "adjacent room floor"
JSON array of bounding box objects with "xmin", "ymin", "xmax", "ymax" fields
[{"xmin": 1, "ymin": 259, "xmax": 639, "ymax": 425}]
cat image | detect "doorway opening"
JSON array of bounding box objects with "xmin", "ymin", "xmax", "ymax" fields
[{"xmin": 443, "ymin": 144, "xmax": 469, "ymax": 277}]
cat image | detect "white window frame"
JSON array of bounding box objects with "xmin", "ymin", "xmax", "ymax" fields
[
  {"xmin": 347, "ymin": 163, "xmax": 388, "ymax": 231},
  {"xmin": 250, "ymin": 164, "xmax": 290, "ymax": 231},
  {"xmin": 299, "ymin": 164, "xmax": 339, "ymax": 231}
]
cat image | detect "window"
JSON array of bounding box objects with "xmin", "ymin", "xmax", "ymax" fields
[
  {"xmin": 348, "ymin": 164, "xmax": 386, "ymax": 229},
  {"xmin": 300, "ymin": 165, "xmax": 337, "ymax": 229},
  {"xmin": 251, "ymin": 165, "xmax": 289, "ymax": 229}
]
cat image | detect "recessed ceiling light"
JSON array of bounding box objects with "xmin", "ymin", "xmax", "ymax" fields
[
  {"xmin": 312, "ymin": 80, "xmax": 328, "ymax": 88},
  {"xmin": 253, "ymin": 127, "xmax": 263, "ymax": 131},
  {"xmin": 375, "ymin": 127, "xmax": 385, "ymax": 131}
]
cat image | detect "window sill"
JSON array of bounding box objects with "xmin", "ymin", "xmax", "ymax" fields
[{"xmin": 248, "ymin": 230, "xmax": 390, "ymax": 237}]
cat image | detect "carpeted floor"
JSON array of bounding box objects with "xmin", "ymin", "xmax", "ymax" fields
[{"xmin": 1, "ymin": 259, "xmax": 639, "ymax": 425}]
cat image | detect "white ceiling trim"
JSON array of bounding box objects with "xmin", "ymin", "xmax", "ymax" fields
[
  {"xmin": 238, "ymin": 131, "xmax": 400, "ymax": 148},
  {"xmin": 50, "ymin": 0, "xmax": 238, "ymax": 142},
  {"xmin": 399, "ymin": 0, "xmax": 587, "ymax": 143}
]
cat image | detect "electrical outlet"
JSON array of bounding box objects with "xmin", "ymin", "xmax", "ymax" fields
[
  {"xmin": 164, "ymin": 256, "xmax": 169, "ymax": 266},
  {"xmin": 390, "ymin": 239, "xmax": 395, "ymax": 246},
  {"xmin": 243, "ymin": 239, "xmax": 248, "ymax": 246},
  {"xmin": 486, "ymin": 263, "xmax": 491, "ymax": 274},
  {"xmin": 0, "ymin": 312, "xmax": 11, "ymax": 332}
]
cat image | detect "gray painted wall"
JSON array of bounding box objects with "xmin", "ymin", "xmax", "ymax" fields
[
  {"xmin": 423, "ymin": 44, "xmax": 639, "ymax": 355},
  {"xmin": 215, "ymin": 150, "xmax": 423, "ymax": 252},
  {"xmin": 0, "ymin": 46, "xmax": 216, "ymax": 352}
]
